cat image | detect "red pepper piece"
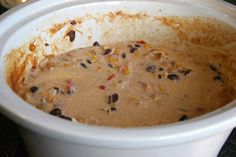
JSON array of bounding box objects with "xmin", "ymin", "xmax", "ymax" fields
[
  {"xmin": 136, "ymin": 40, "xmax": 146, "ymax": 44},
  {"xmin": 66, "ymin": 79, "xmax": 75, "ymax": 94},
  {"xmin": 107, "ymin": 74, "xmax": 116, "ymax": 81},
  {"xmin": 99, "ymin": 85, "xmax": 106, "ymax": 90}
]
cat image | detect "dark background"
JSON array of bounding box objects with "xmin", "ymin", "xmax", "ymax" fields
[{"xmin": 0, "ymin": 0, "xmax": 236, "ymax": 157}]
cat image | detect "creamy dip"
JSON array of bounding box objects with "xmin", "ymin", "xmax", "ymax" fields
[{"xmin": 14, "ymin": 40, "xmax": 236, "ymax": 127}]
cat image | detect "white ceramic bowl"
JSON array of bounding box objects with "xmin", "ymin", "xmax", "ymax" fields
[{"xmin": 0, "ymin": 0, "xmax": 236, "ymax": 157}]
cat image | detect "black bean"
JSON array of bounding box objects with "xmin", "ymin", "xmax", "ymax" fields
[
  {"xmin": 214, "ymin": 76, "xmax": 221, "ymax": 80},
  {"xmin": 59, "ymin": 115, "xmax": 72, "ymax": 121},
  {"xmin": 158, "ymin": 67, "xmax": 164, "ymax": 71},
  {"xmin": 50, "ymin": 108, "xmax": 62, "ymax": 116},
  {"xmin": 86, "ymin": 59, "xmax": 92, "ymax": 64},
  {"xmin": 112, "ymin": 93, "xmax": 119, "ymax": 103},
  {"xmin": 30, "ymin": 86, "xmax": 38, "ymax": 93},
  {"xmin": 66, "ymin": 30, "xmax": 76, "ymax": 42},
  {"xmin": 209, "ymin": 64, "xmax": 218, "ymax": 72},
  {"xmin": 93, "ymin": 41, "xmax": 100, "ymax": 46},
  {"xmin": 67, "ymin": 90, "xmax": 74, "ymax": 95},
  {"xmin": 146, "ymin": 64, "xmax": 157, "ymax": 73},
  {"xmin": 121, "ymin": 53, "xmax": 126, "ymax": 59},
  {"xmin": 70, "ymin": 20, "xmax": 76, "ymax": 25},
  {"xmin": 178, "ymin": 69, "xmax": 192, "ymax": 76},
  {"xmin": 53, "ymin": 87, "xmax": 60, "ymax": 94},
  {"xmin": 45, "ymin": 43, "xmax": 49, "ymax": 46},
  {"xmin": 167, "ymin": 74, "xmax": 180, "ymax": 81},
  {"xmin": 158, "ymin": 74, "xmax": 162, "ymax": 79},
  {"xmin": 179, "ymin": 115, "xmax": 188, "ymax": 121},
  {"xmin": 80, "ymin": 63, "xmax": 88, "ymax": 69},
  {"xmin": 214, "ymin": 75, "xmax": 224, "ymax": 83},
  {"xmin": 108, "ymin": 64, "xmax": 114, "ymax": 68},
  {"xmin": 130, "ymin": 47, "xmax": 137, "ymax": 53},
  {"xmin": 103, "ymin": 49, "xmax": 112, "ymax": 55},
  {"xmin": 135, "ymin": 44, "xmax": 141, "ymax": 47},
  {"xmin": 110, "ymin": 107, "xmax": 117, "ymax": 112}
]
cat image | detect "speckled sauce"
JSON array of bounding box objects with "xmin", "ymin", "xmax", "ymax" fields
[{"xmin": 15, "ymin": 40, "xmax": 236, "ymax": 127}]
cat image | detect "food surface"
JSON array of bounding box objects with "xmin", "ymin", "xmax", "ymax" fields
[{"xmin": 13, "ymin": 40, "xmax": 236, "ymax": 127}]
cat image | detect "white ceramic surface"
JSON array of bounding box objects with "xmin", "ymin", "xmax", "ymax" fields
[{"xmin": 0, "ymin": 0, "xmax": 236, "ymax": 157}]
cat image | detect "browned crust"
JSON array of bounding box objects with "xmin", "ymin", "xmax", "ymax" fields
[{"xmin": 155, "ymin": 16, "xmax": 236, "ymax": 47}]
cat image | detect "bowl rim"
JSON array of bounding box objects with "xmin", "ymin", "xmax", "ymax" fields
[{"xmin": 0, "ymin": 0, "xmax": 236, "ymax": 148}]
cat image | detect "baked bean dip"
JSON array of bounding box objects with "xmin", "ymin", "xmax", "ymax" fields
[{"xmin": 9, "ymin": 40, "xmax": 235, "ymax": 127}]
